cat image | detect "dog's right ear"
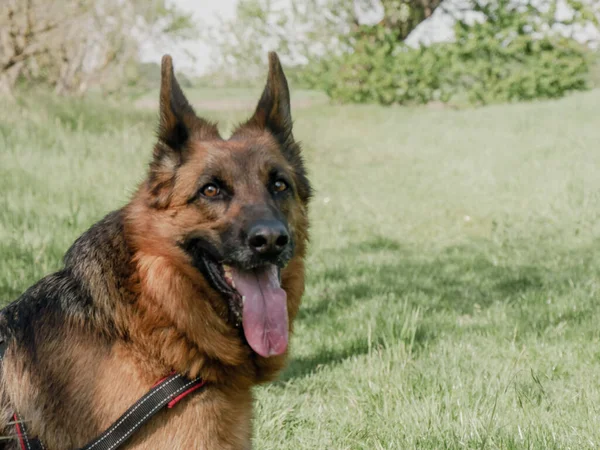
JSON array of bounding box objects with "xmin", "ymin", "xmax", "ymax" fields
[
  {"xmin": 157, "ymin": 54, "xmax": 195, "ymax": 153},
  {"xmin": 149, "ymin": 55, "xmax": 220, "ymax": 208}
]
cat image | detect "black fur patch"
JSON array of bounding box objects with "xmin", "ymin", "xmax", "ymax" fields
[{"xmin": 1, "ymin": 210, "xmax": 132, "ymax": 356}]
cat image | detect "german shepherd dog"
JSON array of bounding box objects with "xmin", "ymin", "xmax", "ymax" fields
[{"xmin": 0, "ymin": 52, "xmax": 311, "ymax": 449}]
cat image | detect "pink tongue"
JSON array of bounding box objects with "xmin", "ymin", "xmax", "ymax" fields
[{"xmin": 231, "ymin": 265, "xmax": 288, "ymax": 357}]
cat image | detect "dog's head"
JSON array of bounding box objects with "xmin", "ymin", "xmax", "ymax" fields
[{"xmin": 133, "ymin": 53, "xmax": 310, "ymax": 358}]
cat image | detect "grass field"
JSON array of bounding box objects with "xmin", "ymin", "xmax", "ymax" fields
[{"xmin": 2, "ymin": 87, "xmax": 600, "ymax": 449}]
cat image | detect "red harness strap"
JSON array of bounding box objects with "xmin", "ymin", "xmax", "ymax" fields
[
  {"xmin": 168, "ymin": 381, "xmax": 207, "ymax": 409},
  {"xmin": 8, "ymin": 373, "xmax": 206, "ymax": 450},
  {"xmin": 149, "ymin": 371, "xmax": 207, "ymax": 408},
  {"xmin": 13, "ymin": 414, "xmax": 26, "ymax": 450},
  {"xmin": 13, "ymin": 412, "xmax": 45, "ymax": 450}
]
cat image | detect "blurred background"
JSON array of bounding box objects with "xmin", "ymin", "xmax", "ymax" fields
[
  {"xmin": 3, "ymin": 1, "xmax": 600, "ymax": 448},
  {"xmin": 2, "ymin": 0, "xmax": 599, "ymax": 103}
]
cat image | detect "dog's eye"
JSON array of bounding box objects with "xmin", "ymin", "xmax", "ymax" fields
[
  {"xmin": 201, "ymin": 183, "xmax": 220, "ymax": 198},
  {"xmin": 273, "ymin": 180, "xmax": 288, "ymax": 193}
]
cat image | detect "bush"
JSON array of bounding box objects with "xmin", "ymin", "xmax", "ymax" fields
[
  {"xmin": 449, "ymin": 0, "xmax": 591, "ymax": 104},
  {"xmin": 315, "ymin": 26, "xmax": 453, "ymax": 105},
  {"xmin": 308, "ymin": 0, "xmax": 593, "ymax": 106}
]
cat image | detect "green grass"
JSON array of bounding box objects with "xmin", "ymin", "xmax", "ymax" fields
[{"xmin": 3, "ymin": 88, "xmax": 600, "ymax": 449}]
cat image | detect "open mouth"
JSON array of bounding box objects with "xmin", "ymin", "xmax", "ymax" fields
[
  {"xmin": 189, "ymin": 245, "xmax": 288, "ymax": 358},
  {"xmin": 222, "ymin": 264, "xmax": 288, "ymax": 358}
]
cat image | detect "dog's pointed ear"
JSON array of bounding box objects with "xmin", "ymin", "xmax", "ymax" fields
[
  {"xmin": 234, "ymin": 52, "xmax": 311, "ymax": 203},
  {"xmin": 157, "ymin": 54, "xmax": 195, "ymax": 151},
  {"xmin": 245, "ymin": 52, "xmax": 293, "ymax": 143},
  {"xmin": 156, "ymin": 55, "xmax": 219, "ymax": 152},
  {"xmin": 149, "ymin": 55, "xmax": 220, "ymax": 208}
]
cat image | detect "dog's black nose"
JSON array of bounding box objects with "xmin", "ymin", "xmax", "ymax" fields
[{"xmin": 247, "ymin": 220, "xmax": 290, "ymax": 257}]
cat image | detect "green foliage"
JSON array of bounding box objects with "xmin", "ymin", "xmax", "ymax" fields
[
  {"xmin": 306, "ymin": 26, "xmax": 453, "ymax": 104},
  {"xmin": 450, "ymin": 0, "xmax": 592, "ymax": 104},
  {"xmin": 313, "ymin": 0, "xmax": 595, "ymax": 105}
]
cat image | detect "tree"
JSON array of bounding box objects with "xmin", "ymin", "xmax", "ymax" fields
[
  {"xmin": 354, "ymin": 0, "xmax": 444, "ymax": 39},
  {"xmin": 203, "ymin": 0, "xmax": 447, "ymax": 82},
  {"xmin": 0, "ymin": 0, "xmax": 193, "ymax": 95}
]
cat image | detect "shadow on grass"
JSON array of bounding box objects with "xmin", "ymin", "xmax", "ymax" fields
[
  {"xmin": 281, "ymin": 236, "xmax": 581, "ymax": 381},
  {"xmin": 281, "ymin": 339, "xmax": 373, "ymax": 381},
  {"xmin": 299, "ymin": 238, "xmax": 545, "ymax": 321}
]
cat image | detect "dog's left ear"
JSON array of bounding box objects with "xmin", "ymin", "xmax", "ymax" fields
[
  {"xmin": 242, "ymin": 52, "xmax": 294, "ymax": 148},
  {"xmin": 236, "ymin": 52, "xmax": 311, "ymax": 202}
]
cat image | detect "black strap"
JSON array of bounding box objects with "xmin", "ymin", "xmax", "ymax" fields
[
  {"xmin": 79, "ymin": 374, "xmax": 205, "ymax": 450},
  {"xmin": 0, "ymin": 339, "xmax": 207, "ymax": 450}
]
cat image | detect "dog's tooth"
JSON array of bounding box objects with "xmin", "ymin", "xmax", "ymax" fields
[
  {"xmin": 242, "ymin": 295, "xmax": 246, "ymax": 304},
  {"xmin": 222, "ymin": 265, "xmax": 235, "ymax": 288}
]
